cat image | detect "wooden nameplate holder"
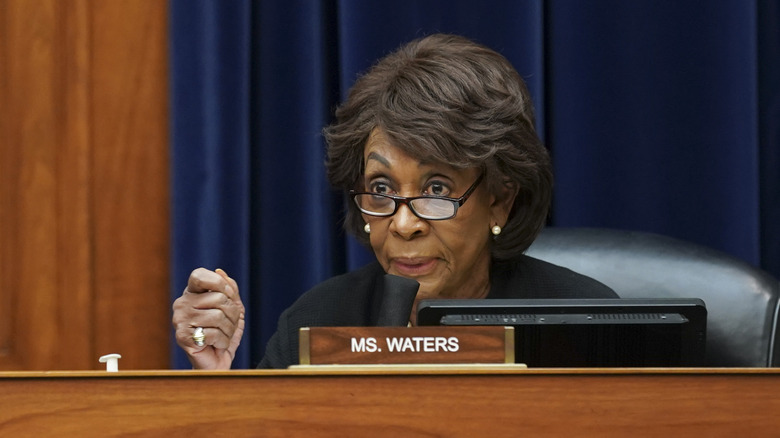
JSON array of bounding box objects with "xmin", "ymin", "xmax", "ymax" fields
[{"xmin": 299, "ymin": 326, "xmax": 515, "ymax": 365}]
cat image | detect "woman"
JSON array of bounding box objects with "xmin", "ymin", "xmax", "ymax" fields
[{"xmin": 172, "ymin": 34, "xmax": 617, "ymax": 370}]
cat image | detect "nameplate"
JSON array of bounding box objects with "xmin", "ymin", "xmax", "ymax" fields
[{"xmin": 299, "ymin": 326, "xmax": 514, "ymax": 365}]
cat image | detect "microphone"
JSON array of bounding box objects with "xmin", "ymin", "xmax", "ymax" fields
[{"xmin": 376, "ymin": 274, "xmax": 419, "ymax": 326}]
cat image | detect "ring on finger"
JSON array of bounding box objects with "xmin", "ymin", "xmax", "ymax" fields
[{"xmin": 193, "ymin": 327, "xmax": 205, "ymax": 347}]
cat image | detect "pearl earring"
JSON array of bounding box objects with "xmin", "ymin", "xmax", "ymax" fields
[
  {"xmin": 364, "ymin": 223, "xmax": 371, "ymax": 234},
  {"xmin": 491, "ymin": 225, "xmax": 502, "ymax": 236}
]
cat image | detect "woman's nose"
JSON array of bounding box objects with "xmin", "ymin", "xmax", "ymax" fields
[{"xmin": 389, "ymin": 203, "xmax": 427, "ymax": 239}]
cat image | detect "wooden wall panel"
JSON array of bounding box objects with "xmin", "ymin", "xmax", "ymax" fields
[
  {"xmin": 0, "ymin": 0, "xmax": 93, "ymax": 370},
  {"xmin": 90, "ymin": 0, "xmax": 170, "ymax": 370},
  {"xmin": 56, "ymin": 0, "xmax": 93, "ymax": 369},
  {"xmin": 0, "ymin": 0, "xmax": 169, "ymax": 371}
]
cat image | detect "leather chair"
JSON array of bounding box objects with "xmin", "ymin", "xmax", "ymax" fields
[{"xmin": 525, "ymin": 227, "xmax": 780, "ymax": 367}]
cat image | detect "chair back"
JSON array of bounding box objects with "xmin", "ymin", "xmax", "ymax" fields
[{"xmin": 526, "ymin": 227, "xmax": 780, "ymax": 367}]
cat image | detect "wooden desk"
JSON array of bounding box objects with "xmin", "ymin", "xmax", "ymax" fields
[{"xmin": 1, "ymin": 367, "xmax": 779, "ymax": 437}]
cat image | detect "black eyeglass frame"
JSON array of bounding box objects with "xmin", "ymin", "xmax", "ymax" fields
[{"xmin": 349, "ymin": 172, "xmax": 485, "ymax": 221}]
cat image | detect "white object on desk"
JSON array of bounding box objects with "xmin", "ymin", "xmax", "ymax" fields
[{"xmin": 98, "ymin": 354, "xmax": 122, "ymax": 372}]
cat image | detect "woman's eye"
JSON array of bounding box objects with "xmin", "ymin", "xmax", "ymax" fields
[
  {"xmin": 370, "ymin": 182, "xmax": 391, "ymax": 194},
  {"xmin": 426, "ymin": 182, "xmax": 450, "ymax": 197}
]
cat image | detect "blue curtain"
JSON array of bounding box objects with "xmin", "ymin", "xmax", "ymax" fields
[
  {"xmin": 169, "ymin": 1, "xmax": 252, "ymax": 368},
  {"xmin": 169, "ymin": 0, "xmax": 780, "ymax": 368}
]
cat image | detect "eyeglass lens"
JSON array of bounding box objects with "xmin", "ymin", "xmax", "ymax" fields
[{"xmin": 354, "ymin": 195, "xmax": 457, "ymax": 219}]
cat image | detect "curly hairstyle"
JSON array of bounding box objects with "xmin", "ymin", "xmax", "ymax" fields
[{"xmin": 324, "ymin": 33, "xmax": 552, "ymax": 260}]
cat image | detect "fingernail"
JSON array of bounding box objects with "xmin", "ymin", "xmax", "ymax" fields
[{"xmin": 216, "ymin": 268, "xmax": 231, "ymax": 281}]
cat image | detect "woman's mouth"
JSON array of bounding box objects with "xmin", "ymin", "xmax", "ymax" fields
[{"xmin": 390, "ymin": 258, "xmax": 438, "ymax": 277}]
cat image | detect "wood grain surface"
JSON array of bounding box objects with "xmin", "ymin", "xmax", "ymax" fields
[
  {"xmin": 1, "ymin": 368, "xmax": 779, "ymax": 437},
  {"xmin": 0, "ymin": 0, "xmax": 169, "ymax": 370}
]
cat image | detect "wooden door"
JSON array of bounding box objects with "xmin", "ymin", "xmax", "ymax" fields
[{"xmin": 0, "ymin": 0, "xmax": 170, "ymax": 370}]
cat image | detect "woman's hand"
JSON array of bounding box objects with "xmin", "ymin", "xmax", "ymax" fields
[{"xmin": 172, "ymin": 268, "xmax": 245, "ymax": 370}]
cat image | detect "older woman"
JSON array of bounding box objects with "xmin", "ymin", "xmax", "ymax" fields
[{"xmin": 173, "ymin": 34, "xmax": 616, "ymax": 370}]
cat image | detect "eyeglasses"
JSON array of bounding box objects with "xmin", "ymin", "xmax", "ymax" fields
[{"xmin": 349, "ymin": 173, "xmax": 484, "ymax": 221}]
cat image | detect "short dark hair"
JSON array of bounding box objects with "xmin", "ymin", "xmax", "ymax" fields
[{"xmin": 324, "ymin": 33, "xmax": 552, "ymax": 260}]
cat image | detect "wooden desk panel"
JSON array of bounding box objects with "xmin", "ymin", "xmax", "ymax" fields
[{"xmin": 1, "ymin": 368, "xmax": 778, "ymax": 437}]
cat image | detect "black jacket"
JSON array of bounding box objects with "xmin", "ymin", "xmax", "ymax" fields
[{"xmin": 257, "ymin": 255, "xmax": 617, "ymax": 368}]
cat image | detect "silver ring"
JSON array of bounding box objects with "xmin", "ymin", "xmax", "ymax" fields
[{"xmin": 192, "ymin": 327, "xmax": 205, "ymax": 347}]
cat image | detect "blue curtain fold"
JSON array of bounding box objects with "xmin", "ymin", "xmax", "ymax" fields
[
  {"xmin": 169, "ymin": 0, "xmax": 780, "ymax": 368},
  {"xmin": 169, "ymin": 1, "xmax": 252, "ymax": 368},
  {"xmin": 759, "ymin": 0, "xmax": 780, "ymax": 278},
  {"xmin": 547, "ymin": 0, "xmax": 762, "ymax": 266},
  {"xmin": 248, "ymin": 0, "xmax": 348, "ymax": 366}
]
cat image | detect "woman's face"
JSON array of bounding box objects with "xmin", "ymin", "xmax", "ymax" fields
[{"xmin": 361, "ymin": 129, "xmax": 511, "ymax": 304}]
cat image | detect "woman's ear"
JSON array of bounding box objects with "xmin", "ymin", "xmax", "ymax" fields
[{"xmin": 489, "ymin": 180, "xmax": 519, "ymax": 227}]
